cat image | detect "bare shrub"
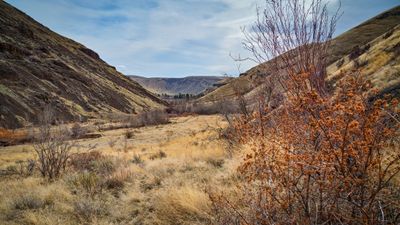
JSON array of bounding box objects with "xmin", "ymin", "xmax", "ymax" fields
[
  {"xmin": 69, "ymin": 156, "xmax": 130, "ymax": 196},
  {"xmin": 107, "ymin": 138, "xmax": 118, "ymax": 148},
  {"xmin": 168, "ymin": 101, "xmax": 194, "ymax": 115},
  {"xmin": 16, "ymin": 159, "xmax": 36, "ymax": 176},
  {"xmin": 33, "ymin": 105, "xmax": 75, "ymax": 180},
  {"xmin": 149, "ymin": 150, "xmax": 167, "ymax": 160},
  {"xmin": 124, "ymin": 129, "xmax": 134, "ymax": 139},
  {"xmin": 132, "ymin": 154, "xmax": 144, "ymax": 165},
  {"xmin": 137, "ymin": 109, "xmax": 169, "ymax": 126},
  {"xmin": 349, "ymin": 44, "xmax": 371, "ymax": 60},
  {"xmin": 336, "ymin": 58, "xmax": 345, "ymax": 68},
  {"xmin": 92, "ymin": 158, "xmax": 116, "ymax": 176},
  {"xmin": 74, "ymin": 198, "xmax": 109, "ymax": 222},
  {"xmin": 103, "ymin": 176, "xmax": 125, "ymax": 191},
  {"xmin": 70, "ymin": 123, "xmax": 87, "ymax": 138},
  {"xmin": 100, "ymin": 110, "xmax": 169, "ymax": 130},
  {"xmin": 103, "ymin": 167, "xmax": 133, "ymax": 191},
  {"xmin": 70, "ymin": 151, "xmax": 115, "ymax": 175},
  {"xmin": 140, "ymin": 176, "xmax": 162, "ymax": 191},
  {"xmin": 70, "ymin": 172, "xmax": 102, "ymax": 197},
  {"xmin": 239, "ymin": 0, "xmax": 340, "ymax": 96},
  {"xmin": 171, "ymin": 99, "xmax": 240, "ymax": 116},
  {"xmin": 192, "ymin": 102, "xmax": 222, "ymax": 115},
  {"xmin": 12, "ymin": 192, "xmax": 53, "ymax": 210},
  {"xmin": 4, "ymin": 159, "xmax": 36, "ymax": 177},
  {"xmin": 206, "ymin": 158, "xmax": 224, "ymax": 168},
  {"xmin": 232, "ymin": 82, "xmax": 250, "ymax": 118},
  {"xmin": 69, "ymin": 151, "xmax": 103, "ymax": 172}
]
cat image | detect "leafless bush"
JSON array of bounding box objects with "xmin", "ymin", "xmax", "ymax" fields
[
  {"xmin": 206, "ymin": 158, "xmax": 224, "ymax": 168},
  {"xmin": 12, "ymin": 192, "xmax": 53, "ymax": 210},
  {"xmin": 336, "ymin": 58, "xmax": 345, "ymax": 67},
  {"xmin": 149, "ymin": 150, "xmax": 167, "ymax": 160},
  {"xmin": 132, "ymin": 154, "xmax": 144, "ymax": 165},
  {"xmin": 99, "ymin": 110, "xmax": 169, "ymax": 131},
  {"xmin": 140, "ymin": 176, "xmax": 162, "ymax": 191},
  {"xmin": 103, "ymin": 168, "xmax": 133, "ymax": 191},
  {"xmin": 74, "ymin": 198, "xmax": 109, "ymax": 222},
  {"xmin": 170, "ymin": 99, "xmax": 239, "ymax": 116},
  {"xmin": 69, "ymin": 151, "xmax": 104, "ymax": 172},
  {"xmin": 70, "ymin": 123, "xmax": 88, "ymax": 138},
  {"xmin": 17, "ymin": 159, "xmax": 36, "ymax": 176},
  {"xmin": 349, "ymin": 44, "xmax": 370, "ymax": 60},
  {"xmin": 71, "ymin": 154, "xmax": 117, "ymax": 176},
  {"xmin": 107, "ymin": 138, "xmax": 118, "ymax": 148},
  {"xmin": 124, "ymin": 129, "xmax": 134, "ymax": 139},
  {"xmin": 168, "ymin": 101, "xmax": 195, "ymax": 114},
  {"xmin": 232, "ymin": 83, "xmax": 249, "ymax": 117},
  {"xmin": 137, "ymin": 109, "xmax": 169, "ymax": 126},
  {"xmin": 71, "ymin": 172, "xmax": 103, "ymax": 197},
  {"xmin": 33, "ymin": 105, "xmax": 75, "ymax": 180},
  {"xmin": 4, "ymin": 159, "xmax": 36, "ymax": 177},
  {"xmin": 192, "ymin": 102, "xmax": 223, "ymax": 115},
  {"xmin": 239, "ymin": 0, "xmax": 341, "ymax": 96}
]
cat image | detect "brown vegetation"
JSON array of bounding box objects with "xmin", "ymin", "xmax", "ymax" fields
[
  {"xmin": 0, "ymin": 115, "xmax": 229, "ymax": 225},
  {"xmin": 209, "ymin": 0, "xmax": 400, "ymax": 224},
  {"xmin": 0, "ymin": 128, "xmax": 30, "ymax": 146},
  {"xmin": 0, "ymin": 1, "xmax": 399, "ymax": 224},
  {"xmin": 33, "ymin": 106, "xmax": 75, "ymax": 180},
  {"xmin": 213, "ymin": 72, "xmax": 400, "ymax": 224}
]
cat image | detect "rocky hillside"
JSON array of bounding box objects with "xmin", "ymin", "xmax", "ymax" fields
[
  {"xmin": 0, "ymin": 1, "xmax": 165, "ymax": 129},
  {"xmin": 327, "ymin": 24, "xmax": 400, "ymax": 98},
  {"xmin": 129, "ymin": 75, "xmax": 225, "ymax": 95},
  {"xmin": 200, "ymin": 6, "xmax": 400, "ymax": 102}
]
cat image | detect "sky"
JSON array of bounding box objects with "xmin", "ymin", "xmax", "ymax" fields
[{"xmin": 5, "ymin": 0, "xmax": 400, "ymax": 77}]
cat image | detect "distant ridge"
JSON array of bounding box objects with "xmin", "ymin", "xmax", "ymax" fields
[{"xmin": 129, "ymin": 75, "xmax": 226, "ymax": 95}]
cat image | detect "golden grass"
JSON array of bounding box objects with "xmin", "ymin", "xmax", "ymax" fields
[
  {"xmin": 327, "ymin": 25, "xmax": 400, "ymax": 94},
  {"xmin": 153, "ymin": 185, "xmax": 212, "ymax": 225},
  {"xmin": 0, "ymin": 177, "xmax": 74, "ymax": 225},
  {"xmin": 0, "ymin": 115, "xmax": 239, "ymax": 225}
]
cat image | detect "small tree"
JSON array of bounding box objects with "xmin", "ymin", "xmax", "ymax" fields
[{"xmin": 33, "ymin": 105, "xmax": 74, "ymax": 180}]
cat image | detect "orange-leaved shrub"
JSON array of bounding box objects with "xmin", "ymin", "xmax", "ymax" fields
[{"xmin": 211, "ymin": 72, "xmax": 400, "ymax": 224}]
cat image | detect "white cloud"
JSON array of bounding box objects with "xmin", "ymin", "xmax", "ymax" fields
[
  {"xmin": 5, "ymin": 0, "xmax": 261, "ymax": 76},
  {"xmin": 6, "ymin": 0, "xmax": 397, "ymax": 77}
]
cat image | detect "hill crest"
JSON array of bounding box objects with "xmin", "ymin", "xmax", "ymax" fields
[
  {"xmin": 0, "ymin": 1, "xmax": 165, "ymax": 128},
  {"xmin": 129, "ymin": 75, "xmax": 226, "ymax": 96}
]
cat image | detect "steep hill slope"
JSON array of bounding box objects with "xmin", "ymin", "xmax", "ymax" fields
[
  {"xmin": 200, "ymin": 5, "xmax": 400, "ymax": 102},
  {"xmin": 129, "ymin": 75, "xmax": 225, "ymax": 95},
  {"xmin": 327, "ymin": 24, "xmax": 400, "ymax": 98},
  {"xmin": 0, "ymin": 1, "xmax": 165, "ymax": 129}
]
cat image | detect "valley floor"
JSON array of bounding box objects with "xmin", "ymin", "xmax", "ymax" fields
[{"xmin": 0, "ymin": 115, "xmax": 239, "ymax": 225}]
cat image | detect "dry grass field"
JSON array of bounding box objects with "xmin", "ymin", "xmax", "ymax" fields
[
  {"xmin": 1, "ymin": 2, "xmax": 399, "ymax": 224},
  {"xmin": 0, "ymin": 115, "xmax": 242, "ymax": 225}
]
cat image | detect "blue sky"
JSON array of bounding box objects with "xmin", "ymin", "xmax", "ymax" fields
[{"xmin": 6, "ymin": 0, "xmax": 399, "ymax": 77}]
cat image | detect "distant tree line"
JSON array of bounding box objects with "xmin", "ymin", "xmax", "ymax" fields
[{"xmin": 157, "ymin": 93, "xmax": 204, "ymax": 100}]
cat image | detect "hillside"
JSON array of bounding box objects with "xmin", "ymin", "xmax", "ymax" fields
[
  {"xmin": 129, "ymin": 75, "xmax": 226, "ymax": 95},
  {"xmin": 200, "ymin": 5, "xmax": 400, "ymax": 102},
  {"xmin": 327, "ymin": 24, "xmax": 400, "ymax": 98},
  {"xmin": 0, "ymin": 1, "xmax": 165, "ymax": 129}
]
